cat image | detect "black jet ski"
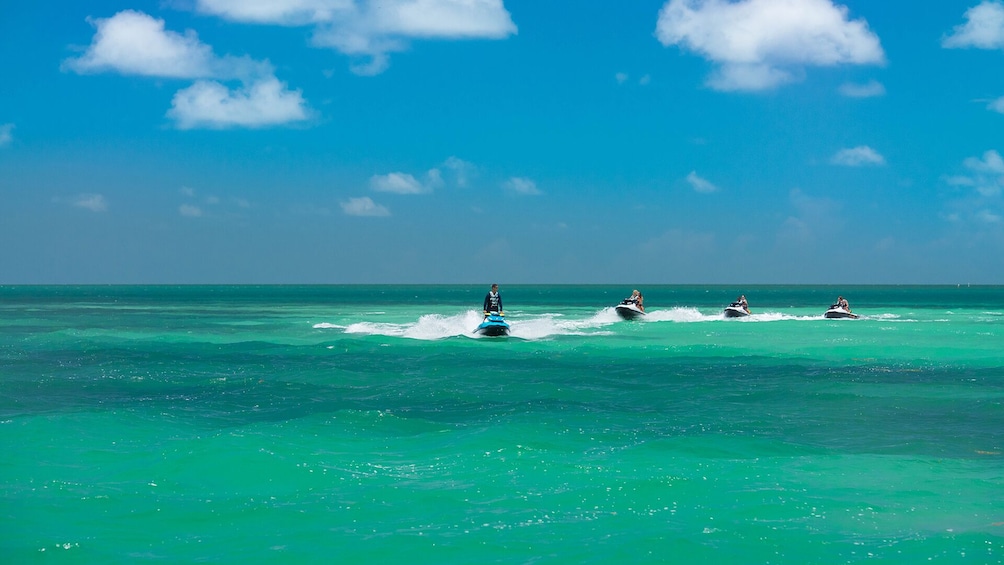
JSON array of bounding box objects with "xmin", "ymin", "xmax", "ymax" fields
[
  {"xmin": 615, "ymin": 299, "xmax": 645, "ymax": 320},
  {"xmin": 823, "ymin": 304, "xmax": 859, "ymax": 319},
  {"xmin": 723, "ymin": 301, "xmax": 750, "ymax": 318}
]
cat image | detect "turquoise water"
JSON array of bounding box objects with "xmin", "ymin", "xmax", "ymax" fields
[{"xmin": 2, "ymin": 285, "xmax": 1002, "ymax": 563}]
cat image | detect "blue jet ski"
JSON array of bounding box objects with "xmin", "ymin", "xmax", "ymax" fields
[{"xmin": 476, "ymin": 311, "xmax": 510, "ymax": 336}]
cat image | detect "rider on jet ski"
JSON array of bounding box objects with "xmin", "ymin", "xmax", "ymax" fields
[
  {"xmin": 623, "ymin": 289, "xmax": 644, "ymax": 311},
  {"xmin": 483, "ymin": 284, "xmax": 503, "ymax": 317}
]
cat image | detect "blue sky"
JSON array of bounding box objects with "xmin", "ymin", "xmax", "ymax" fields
[{"xmin": 2, "ymin": 0, "xmax": 1003, "ymax": 284}]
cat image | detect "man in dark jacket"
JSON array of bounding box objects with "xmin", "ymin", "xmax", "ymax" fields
[{"xmin": 483, "ymin": 283, "xmax": 503, "ymax": 316}]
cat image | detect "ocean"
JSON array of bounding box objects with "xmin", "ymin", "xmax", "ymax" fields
[{"xmin": 1, "ymin": 285, "xmax": 1002, "ymax": 563}]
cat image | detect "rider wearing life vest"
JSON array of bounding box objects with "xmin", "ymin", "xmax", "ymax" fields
[{"xmin": 483, "ymin": 284, "xmax": 503, "ymax": 317}]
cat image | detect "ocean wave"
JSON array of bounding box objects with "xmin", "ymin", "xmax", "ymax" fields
[
  {"xmin": 644, "ymin": 307, "xmax": 707, "ymax": 323},
  {"xmin": 333, "ymin": 310, "xmax": 620, "ymax": 341},
  {"xmin": 321, "ymin": 306, "xmax": 916, "ymax": 339}
]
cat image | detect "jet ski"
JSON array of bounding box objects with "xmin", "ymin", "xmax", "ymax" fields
[
  {"xmin": 723, "ymin": 302, "xmax": 750, "ymax": 318},
  {"xmin": 615, "ymin": 300, "xmax": 645, "ymax": 320},
  {"xmin": 823, "ymin": 304, "xmax": 859, "ymax": 319},
  {"xmin": 475, "ymin": 311, "xmax": 510, "ymax": 336}
]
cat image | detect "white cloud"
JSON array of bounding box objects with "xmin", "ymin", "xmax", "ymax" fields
[
  {"xmin": 443, "ymin": 156, "xmax": 476, "ymax": 187},
  {"xmin": 370, "ymin": 172, "xmax": 428, "ymax": 194},
  {"xmin": 830, "ymin": 145, "xmax": 886, "ymax": 166},
  {"xmin": 341, "ymin": 196, "xmax": 390, "ymax": 216},
  {"xmin": 942, "ymin": 149, "xmax": 1003, "ymax": 224},
  {"xmin": 74, "ymin": 194, "xmax": 108, "ymax": 212},
  {"xmin": 961, "ymin": 150, "xmax": 1004, "ymax": 196},
  {"xmin": 639, "ymin": 74, "xmax": 652, "ymax": 85},
  {"xmin": 964, "ymin": 149, "xmax": 1004, "ymax": 174},
  {"xmin": 615, "ymin": 72, "xmax": 629, "ymax": 84},
  {"xmin": 197, "ymin": 0, "xmax": 517, "ymax": 76},
  {"xmin": 943, "ymin": 1, "xmax": 1004, "ymax": 50},
  {"xmin": 426, "ymin": 168, "xmax": 444, "ymax": 189},
  {"xmin": 839, "ymin": 79, "xmax": 885, "ymax": 98},
  {"xmin": 168, "ymin": 77, "xmax": 309, "ymax": 129},
  {"xmin": 945, "ymin": 150, "xmax": 1004, "ymax": 230},
  {"xmin": 989, "ymin": 96, "xmax": 1004, "ymax": 113},
  {"xmin": 179, "ymin": 204, "xmax": 203, "ymax": 217},
  {"xmin": 655, "ymin": 0, "xmax": 884, "ymax": 91},
  {"xmin": 503, "ymin": 177, "xmax": 541, "ymax": 195},
  {"xmin": 65, "ymin": 10, "xmax": 309, "ymax": 129},
  {"xmin": 196, "ymin": 0, "xmax": 354, "ymax": 26},
  {"xmin": 64, "ymin": 10, "xmax": 267, "ymax": 79},
  {"xmin": 0, "ymin": 123, "xmax": 13, "ymax": 147},
  {"xmin": 370, "ymin": 162, "xmax": 469, "ymax": 193},
  {"xmin": 686, "ymin": 170, "xmax": 719, "ymax": 193}
]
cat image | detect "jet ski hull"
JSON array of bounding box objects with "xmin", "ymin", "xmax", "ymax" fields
[
  {"xmin": 476, "ymin": 313, "xmax": 510, "ymax": 336},
  {"xmin": 824, "ymin": 308, "xmax": 858, "ymax": 319},
  {"xmin": 615, "ymin": 303, "xmax": 645, "ymax": 320},
  {"xmin": 723, "ymin": 306, "xmax": 749, "ymax": 318}
]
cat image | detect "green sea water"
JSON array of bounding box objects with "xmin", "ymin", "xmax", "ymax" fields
[{"xmin": 1, "ymin": 285, "xmax": 1002, "ymax": 563}]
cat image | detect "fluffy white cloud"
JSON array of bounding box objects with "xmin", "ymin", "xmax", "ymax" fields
[
  {"xmin": 65, "ymin": 10, "xmax": 309, "ymax": 129},
  {"xmin": 370, "ymin": 161, "xmax": 470, "ymax": 193},
  {"xmin": 839, "ymin": 79, "xmax": 885, "ymax": 98},
  {"xmin": 0, "ymin": 123, "xmax": 12, "ymax": 147},
  {"xmin": 168, "ymin": 77, "xmax": 309, "ymax": 129},
  {"xmin": 656, "ymin": 0, "xmax": 884, "ymax": 91},
  {"xmin": 64, "ymin": 10, "xmax": 211, "ymax": 77},
  {"xmin": 989, "ymin": 96, "xmax": 1004, "ymax": 113},
  {"xmin": 502, "ymin": 177, "xmax": 541, "ymax": 195},
  {"xmin": 341, "ymin": 196, "xmax": 390, "ymax": 216},
  {"xmin": 960, "ymin": 150, "xmax": 1004, "ymax": 197},
  {"xmin": 197, "ymin": 0, "xmax": 517, "ymax": 75},
  {"xmin": 370, "ymin": 172, "xmax": 427, "ymax": 194},
  {"xmin": 686, "ymin": 171, "xmax": 719, "ymax": 193},
  {"xmin": 74, "ymin": 194, "xmax": 108, "ymax": 212},
  {"xmin": 943, "ymin": 1, "xmax": 1004, "ymax": 50},
  {"xmin": 196, "ymin": 0, "xmax": 353, "ymax": 25},
  {"xmin": 831, "ymin": 145, "xmax": 886, "ymax": 167}
]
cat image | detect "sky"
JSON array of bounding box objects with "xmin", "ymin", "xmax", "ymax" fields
[{"xmin": 2, "ymin": 0, "xmax": 1004, "ymax": 284}]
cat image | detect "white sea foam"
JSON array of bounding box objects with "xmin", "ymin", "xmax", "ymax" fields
[
  {"xmin": 644, "ymin": 307, "xmax": 708, "ymax": 323},
  {"xmin": 642, "ymin": 307, "xmax": 807, "ymax": 323},
  {"xmin": 509, "ymin": 310, "xmax": 617, "ymax": 340},
  {"xmin": 336, "ymin": 310, "xmax": 620, "ymax": 341},
  {"xmin": 871, "ymin": 313, "xmax": 900, "ymax": 320},
  {"xmin": 344, "ymin": 311, "xmax": 485, "ymax": 340},
  {"xmin": 318, "ymin": 305, "xmax": 912, "ymax": 339}
]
